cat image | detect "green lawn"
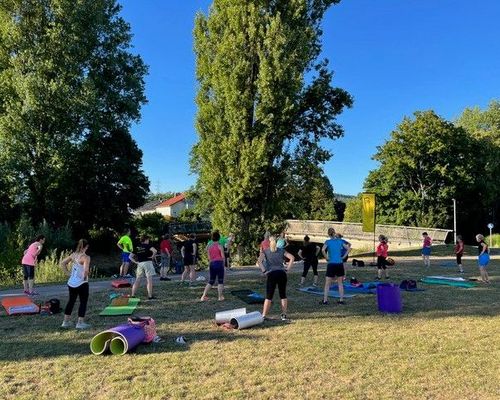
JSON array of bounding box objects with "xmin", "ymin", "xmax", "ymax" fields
[{"xmin": 1, "ymin": 257, "xmax": 499, "ymax": 399}]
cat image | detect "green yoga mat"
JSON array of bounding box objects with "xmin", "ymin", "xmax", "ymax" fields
[
  {"xmin": 420, "ymin": 278, "xmax": 476, "ymax": 288},
  {"xmin": 99, "ymin": 298, "xmax": 140, "ymax": 316}
]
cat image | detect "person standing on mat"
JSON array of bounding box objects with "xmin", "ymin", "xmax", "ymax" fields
[
  {"xmin": 298, "ymin": 235, "xmax": 320, "ymax": 287},
  {"xmin": 259, "ymin": 235, "xmax": 295, "ymax": 321},
  {"xmin": 130, "ymin": 236, "xmax": 158, "ymax": 300},
  {"xmin": 116, "ymin": 228, "xmax": 133, "ymax": 278},
  {"xmin": 200, "ymin": 231, "xmax": 226, "ymax": 301},
  {"xmin": 321, "ymin": 228, "xmax": 350, "ymax": 305},
  {"xmin": 476, "ymin": 234, "xmax": 490, "ymax": 284},
  {"xmin": 60, "ymin": 239, "xmax": 91, "ymax": 329},
  {"xmin": 21, "ymin": 234, "xmax": 46, "ymax": 296},
  {"xmin": 180, "ymin": 233, "xmax": 197, "ymax": 286},
  {"xmin": 422, "ymin": 232, "xmax": 432, "ymax": 267},
  {"xmin": 454, "ymin": 235, "xmax": 465, "ymax": 273},
  {"xmin": 376, "ymin": 235, "xmax": 389, "ymax": 280},
  {"xmin": 159, "ymin": 234, "xmax": 172, "ymax": 281}
]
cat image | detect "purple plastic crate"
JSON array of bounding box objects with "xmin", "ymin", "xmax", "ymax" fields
[{"xmin": 377, "ymin": 283, "xmax": 402, "ymax": 313}]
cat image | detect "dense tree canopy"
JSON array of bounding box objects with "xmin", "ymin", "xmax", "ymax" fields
[
  {"xmin": 0, "ymin": 0, "xmax": 149, "ymax": 230},
  {"xmin": 192, "ymin": 0, "xmax": 351, "ymax": 256},
  {"xmin": 364, "ymin": 111, "xmax": 482, "ymax": 230}
]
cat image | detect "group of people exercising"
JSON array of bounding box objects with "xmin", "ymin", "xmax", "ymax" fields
[{"xmin": 19, "ymin": 226, "xmax": 491, "ymax": 328}]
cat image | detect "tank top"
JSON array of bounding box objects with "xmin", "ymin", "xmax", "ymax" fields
[
  {"xmin": 67, "ymin": 253, "xmax": 88, "ymax": 288},
  {"xmin": 478, "ymin": 240, "xmax": 489, "ymax": 255},
  {"xmin": 208, "ymin": 243, "xmax": 223, "ymax": 261}
]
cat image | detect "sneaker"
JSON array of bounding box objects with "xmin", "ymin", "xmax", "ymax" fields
[
  {"xmin": 280, "ymin": 313, "xmax": 289, "ymax": 321},
  {"xmin": 312, "ymin": 283, "xmax": 318, "ymax": 287},
  {"xmin": 319, "ymin": 300, "xmax": 329, "ymax": 305},
  {"xmin": 124, "ymin": 274, "xmax": 133, "ymax": 279},
  {"xmin": 147, "ymin": 296, "xmax": 157, "ymax": 300},
  {"xmin": 375, "ymin": 277, "xmax": 381, "ymax": 280},
  {"xmin": 75, "ymin": 321, "xmax": 91, "ymax": 330},
  {"xmin": 459, "ymin": 270, "xmax": 464, "ymax": 274},
  {"xmin": 28, "ymin": 291, "xmax": 39, "ymax": 296},
  {"xmin": 385, "ymin": 276, "xmax": 390, "ymax": 280},
  {"xmin": 61, "ymin": 320, "xmax": 73, "ymax": 328},
  {"xmin": 111, "ymin": 274, "xmax": 119, "ymax": 279},
  {"xmin": 23, "ymin": 290, "xmax": 30, "ymax": 295},
  {"xmin": 337, "ymin": 300, "xmax": 346, "ymax": 305},
  {"xmin": 163, "ymin": 277, "xmax": 171, "ymax": 281}
]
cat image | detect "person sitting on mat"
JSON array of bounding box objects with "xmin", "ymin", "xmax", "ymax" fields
[
  {"xmin": 422, "ymin": 232, "xmax": 432, "ymax": 267},
  {"xmin": 376, "ymin": 235, "xmax": 389, "ymax": 280},
  {"xmin": 60, "ymin": 239, "xmax": 91, "ymax": 329},
  {"xmin": 298, "ymin": 235, "xmax": 320, "ymax": 287},
  {"xmin": 321, "ymin": 228, "xmax": 350, "ymax": 305},
  {"xmin": 258, "ymin": 235, "xmax": 295, "ymax": 321},
  {"xmin": 21, "ymin": 234, "xmax": 46, "ymax": 296},
  {"xmin": 476, "ymin": 234, "xmax": 490, "ymax": 284},
  {"xmin": 200, "ymin": 231, "xmax": 226, "ymax": 301},
  {"xmin": 454, "ymin": 235, "xmax": 465, "ymax": 273},
  {"xmin": 130, "ymin": 236, "xmax": 158, "ymax": 300}
]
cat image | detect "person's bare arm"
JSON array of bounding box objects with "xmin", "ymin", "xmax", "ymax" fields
[
  {"xmin": 181, "ymin": 245, "xmax": 185, "ymax": 258},
  {"xmin": 322, "ymin": 243, "xmax": 328, "ymax": 260},
  {"xmin": 284, "ymin": 251, "xmax": 295, "ymax": 272},
  {"xmin": 298, "ymin": 249, "xmax": 304, "ymax": 259},
  {"xmin": 129, "ymin": 252, "xmax": 138, "ymax": 264},
  {"xmin": 257, "ymin": 252, "xmax": 267, "ymax": 273},
  {"xmin": 150, "ymin": 247, "xmax": 157, "ymax": 259},
  {"xmin": 315, "ymin": 246, "xmax": 321, "ymax": 257},
  {"xmin": 59, "ymin": 254, "xmax": 73, "ymax": 275},
  {"xmin": 83, "ymin": 255, "xmax": 90, "ymax": 280},
  {"xmin": 480, "ymin": 242, "xmax": 487, "ymax": 255}
]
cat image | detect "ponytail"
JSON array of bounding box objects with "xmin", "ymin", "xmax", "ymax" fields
[
  {"xmin": 269, "ymin": 236, "xmax": 277, "ymax": 252},
  {"xmin": 75, "ymin": 239, "xmax": 88, "ymax": 253}
]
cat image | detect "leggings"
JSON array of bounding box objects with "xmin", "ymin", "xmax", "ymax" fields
[
  {"xmin": 302, "ymin": 259, "xmax": 318, "ymax": 277},
  {"xmin": 266, "ymin": 270, "xmax": 287, "ymax": 300},
  {"xmin": 65, "ymin": 283, "xmax": 89, "ymax": 318},
  {"xmin": 456, "ymin": 254, "xmax": 462, "ymax": 265},
  {"xmin": 208, "ymin": 260, "xmax": 224, "ymax": 285}
]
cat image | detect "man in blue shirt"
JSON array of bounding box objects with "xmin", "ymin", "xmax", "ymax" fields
[{"xmin": 321, "ymin": 228, "xmax": 350, "ymax": 304}]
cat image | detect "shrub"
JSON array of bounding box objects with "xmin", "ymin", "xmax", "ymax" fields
[
  {"xmin": 485, "ymin": 234, "xmax": 500, "ymax": 248},
  {"xmin": 133, "ymin": 213, "xmax": 167, "ymax": 239}
]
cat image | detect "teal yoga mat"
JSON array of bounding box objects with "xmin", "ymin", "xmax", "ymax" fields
[
  {"xmin": 420, "ymin": 278, "xmax": 476, "ymax": 288},
  {"xmin": 298, "ymin": 287, "xmax": 356, "ymax": 298},
  {"xmin": 99, "ymin": 298, "xmax": 140, "ymax": 316}
]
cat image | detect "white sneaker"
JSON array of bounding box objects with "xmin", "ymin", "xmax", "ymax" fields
[
  {"xmin": 61, "ymin": 320, "xmax": 73, "ymax": 328},
  {"xmin": 75, "ymin": 321, "xmax": 91, "ymax": 330}
]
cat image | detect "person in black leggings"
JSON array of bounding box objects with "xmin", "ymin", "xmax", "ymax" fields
[
  {"xmin": 298, "ymin": 235, "xmax": 320, "ymax": 287},
  {"xmin": 258, "ymin": 235, "xmax": 295, "ymax": 321}
]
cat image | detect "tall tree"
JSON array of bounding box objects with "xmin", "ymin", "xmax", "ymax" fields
[
  {"xmin": 364, "ymin": 111, "xmax": 482, "ymax": 230},
  {"xmin": 192, "ymin": 0, "xmax": 351, "ymax": 256},
  {"xmin": 0, "ymin": 0, "xmax": 148, "ymax": 229}
]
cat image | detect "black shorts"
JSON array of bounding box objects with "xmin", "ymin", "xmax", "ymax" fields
[
  {"xmin": 22, "ymin": 264, "xmax": 35, "ymax": 280},
  {"xmin": 326, "ymin": 263, "xmax": 345, "ymax": 278},
  {"xmin": 183, "ymin": 255, "xmax": 196, "ymax": 266},
  {"xmin": 377, "ymin": 256, "xmax": 387, "ymax": 270},
  {"xmin": 456, "ymin": 254, "xmax": 462, "ymax": 264}
]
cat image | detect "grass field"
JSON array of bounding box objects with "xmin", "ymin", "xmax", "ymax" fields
[{"xmin": 0, "ymin": 256, "xmax": 499, "ymax": 399}]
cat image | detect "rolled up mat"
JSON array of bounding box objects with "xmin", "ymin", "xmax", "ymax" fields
[
  {"xmin": 90, "ymin": 324, "xmax": 145, "ymax": 355},
  {"xmin": 230, "ymin": 311, "xmax": 264, "ymax": 330},
  {"xmin": 215, "ymin": 308, "xmax": 247, "ymax": 324}
]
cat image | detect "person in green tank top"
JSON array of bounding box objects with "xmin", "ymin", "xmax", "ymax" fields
[{"xmin": 116, "ymin": 228, "xmax": 134, "ymax": 278}]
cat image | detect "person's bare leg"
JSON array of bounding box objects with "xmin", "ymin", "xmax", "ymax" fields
[
  {"xmin": 262, "ymin": 299, "xmax": 272, "ymax": 317},
  {"xmin": 217, "ymin": 284, "xmax": 224, "ymax": 301},
  {"xmin": 131, "ymin": 276, "xmax": 141, "ymax": 297},
  {"xmin": 28, "ymin": 279, "xmax": 34, "ymax": 292},
  {"xmin": 313, "ymin": 274, "xmax": 318, "ymax": 286},
  {"xmin": 181, "ymin": 266, "xmax": 189, "ymax": 282},
  {"xmin": 280, "ymin": 298, "xmax": 288, "ymax": 315},
  {"xmin": 337, "ymin": 277, "xmax": 344, "ymax": 302},
  {"xmin": 377, "ymin": 268, "xmax": 382, "ymax": 279},
  {"xmin": 200, "ymin": 283, "xmax": 211, "ymax": 300},
  {"xmin": 323, "ymin": 277, "xmax": 332, "ymax": 303},
  {"xmin": 121, "ymin": 262, "xmax": 130, "ymax": 276},
  {"xmin": 300, "ymin": 276, "xmax": 305, "ymax": 286},
  {"xmin": 146, "ymin": 276, "xmax": 153, "ymax": 298},
  {"xmin": 23, "ymin": 279, "xmax": 28, "ymax": 292},
  {"xmin": 190, "ymin": 265, "xmax": 196, "ymax": 283}
]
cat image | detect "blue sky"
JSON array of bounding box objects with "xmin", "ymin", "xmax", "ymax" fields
[{"xmin": 119, "ymin": 0, "xmax": 500, "ymax": 196}]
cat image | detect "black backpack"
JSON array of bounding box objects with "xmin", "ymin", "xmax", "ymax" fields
[
  {"xmin": 48, "ymin": 298, "xmax": 61, "ymax": 314},
  {"xmin": 352, "ymin": 259, "xmax": 365, "ymax": 267}
]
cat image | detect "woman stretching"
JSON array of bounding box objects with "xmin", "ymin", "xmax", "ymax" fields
[
  {"xmin": 200, "ymin": 231, "xmax": 226, "ymax": 301},
  {"xmin": 60, "ymin": 239, "xmax": 91, "ymax": 329},
  {"xmin": 259, "ymin": 236, "xmax": 295, "ymax": 321}
]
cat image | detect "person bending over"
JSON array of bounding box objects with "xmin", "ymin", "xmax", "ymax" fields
[
  {"xmin": 259, "ymin": 235, "xmax": 295, "ymax": 321},
  {"xmin": 21, "ymin": 234, "xmax": 46, "ymax": 296}
]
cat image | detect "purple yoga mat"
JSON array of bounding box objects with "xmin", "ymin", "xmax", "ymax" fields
[{"xmin": 108, "ymin": 324, "xmax": 145, "ymax": 353}]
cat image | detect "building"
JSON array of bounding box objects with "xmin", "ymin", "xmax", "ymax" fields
[{"xmin": 133, "ymin": 193, "xmax": 193, "ymax": 219}]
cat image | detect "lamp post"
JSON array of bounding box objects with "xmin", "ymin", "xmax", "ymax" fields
[
  {"xmin": 487, "ymin": 223, "xmax": 494, "ymax": 248},
  {"xmin": 452, "ymin": 198, "xmax": 457, "ymax": 244}
]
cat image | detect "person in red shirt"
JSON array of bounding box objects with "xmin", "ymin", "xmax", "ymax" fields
[
  {"xmin": 454, "ymin": 235, "xmax": 465, "ymax": 273},
  {"xmin": 376, "ymin": 235, "xmax": 389, "ymax": 280},
  {"xmin": 159, "ymin": 234, "xmax": 172, "ymax": 281}
]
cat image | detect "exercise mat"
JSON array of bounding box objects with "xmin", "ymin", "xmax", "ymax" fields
[
  {"xmin": 1, "ymin": 296, "xmax": 39, "ymax": 315},
  {"xmin": 99, "ymin": 298, "xmax": 140, "ymax": 316},
  {"xmin": 90, "ymin": 324, "xmax": 145, "ymax": 355},
  {"xmin": 420, "ymin": 277, "xmax": 476, "ymax": 288},
  {"xmin": 298, "ymin": 286, "xmax": 356, "ymax": 298},
  {"xmin": 230, "ymin": 290, "xmax": 265, "ymax": 304}
]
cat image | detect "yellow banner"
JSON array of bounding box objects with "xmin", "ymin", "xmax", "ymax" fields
[{"xmin": 362, "ymin": 193, "xmax": 376, "ymax": 232}]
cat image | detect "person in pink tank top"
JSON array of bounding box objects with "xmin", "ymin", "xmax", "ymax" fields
[
  {"xmin": 200, "ymin": 231, "xmax": 226, "ymax": 302},
  {"xmin": 21, "ymin": 235, "xmax": 46, "ymax": 296}
]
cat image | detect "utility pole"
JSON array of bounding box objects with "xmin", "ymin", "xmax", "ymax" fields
[{"xmin": 452, "ymin": 198, "xmax": 457, "ymax": 244}]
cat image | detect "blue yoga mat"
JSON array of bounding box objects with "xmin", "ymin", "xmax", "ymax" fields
[
  {"xmin": 298, "ymin": 287, "xmax": 356, "ymax": 298},
  {"xmin": 331, "ymin": 281, "xmax": 384, "ymax": 294}
]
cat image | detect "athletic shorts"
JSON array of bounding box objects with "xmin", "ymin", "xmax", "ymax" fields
[
  {"xmin": 183, "ymin": 255, "xmax": 196, "ymax": 266},
  {"xmin": 456, "ymin": 254, "xmax": 463, "ymax": 265},
  {"xmin": 136, "ymin": 261, "xmax": 156, "ymax": 278},
  {"xmin": 478, "ymin": 253, "xmax": 490, "ymax": 268},
  {"xmin": 326, "ymin": 263, "xmax": 345, "ymax": 278},
  {"xmin": 22, "ymin": 264, "xmax": 35, "ymax": 280},
  {"xmin": 377, "ymin": 256, "xmax": 387, "ymax": 270},
  {"xmin": 121, "ymin": 252, "xmax": 131, "ymax": 263},
  {"xmin": 422, "ymin": 247, "xmax": 431, "ymax": 256},
  {"xmin": 208, "ymin": 260, "xmax": 224, "ymax": 285}
]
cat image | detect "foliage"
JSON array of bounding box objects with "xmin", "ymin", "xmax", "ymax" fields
[
  {"xmin": 364, "ymin": 111, "xmax": 482, "ymax": 230},
  {"xmin": 485, "ymin": 234, "xmax": 500, "ymax": 248},
  {"xmin": 145, "ymin": 192, "xmax": 177, "ymax": 203},
  {"xmin": 192, "ymin": 0, "xmax": 351, "ymax": 257},
  {"xmin": 133, "ymin": 212, "xmax": 167, "ymax": 240},
  {"xmin": 0, "ymin": 0, "xmax": 149, "ymax": 231},
  {"xmin": 343, "ymin": 194, "xmax": 362, "ymax": 222}
]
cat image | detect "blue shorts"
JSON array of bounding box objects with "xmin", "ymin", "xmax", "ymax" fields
[
  {"xmin": 121, "ymin": 252, "xmax": 131, "ymax": 263},
  {"xmin": 478, "ymin": 253, "xmax": 490, "ymax": 268},
  {"xmin": 422, "ymin": 247, "xmax": 431, "ymax": 256},
  {"xmin": 208, "ymin": 260, "xmax": 224, "ymax": 285}
]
